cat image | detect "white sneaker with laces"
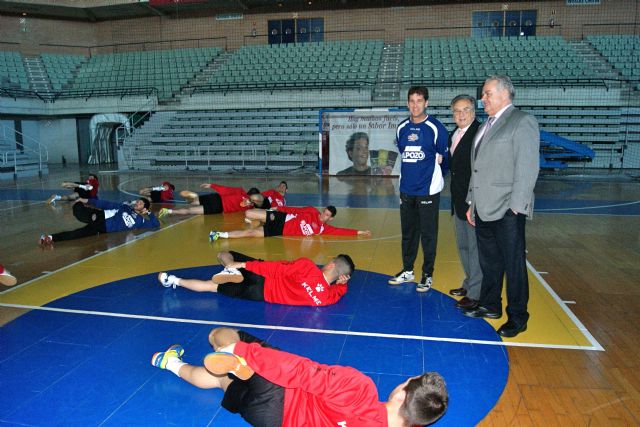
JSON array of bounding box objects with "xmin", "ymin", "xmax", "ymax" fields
[
  {"xmin": 388, "ymin": 270, "xmax": 414, "ymax": 285},
  {"xmin": 416, "ymin": 274, "xmax": 432, "ymax": 293}
]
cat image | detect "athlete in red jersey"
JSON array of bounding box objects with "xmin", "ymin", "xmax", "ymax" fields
[
  {"xmin": 139, "ymin": 181, "xmax": 175, "ymax": 203},
  {"xmin": 46, "ymin": 173, "xmax": 99, "ymax": 204},
  {"xmin": 151, "ymin": 327, "xmax": 448, "ymax": 427},
  {"xmin": 157, "ymin": 250, "xmax": 352, "ymax": 307},
  {"xmin": 157, "ymin": 183, "xmax": 254, "ymax": 218},
  {"xmin": 208, "ymin": 205, "xmax": 371, "ymax": 240}
]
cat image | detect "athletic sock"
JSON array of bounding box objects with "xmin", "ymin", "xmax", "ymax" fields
[
  {"xmin": 218, "ymin": 232, "xmax": 229, "ymax": 238},
  {"xmin": 166, "ymin": 357, "xmax": 186, "ymax": 377},
  {"xmin": 168, "ymin": 275, "xmax": 180, "ymax": 287}
]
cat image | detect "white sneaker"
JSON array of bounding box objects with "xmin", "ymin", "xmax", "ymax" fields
[
  {"xmin": 158, "ymin": 272, "xmax": 178, "ymax": 289},
  {"xmin": 388, "ymin": 270, "xmax": 414, "ymax": 285},
  {"xmin": 0, "ymin": 268, "xmax": 17, "ymax": 287},
  {"xmin": 416, "ymin": 274, "xmax": 432, "ymax": 293},
  {"xmin": 46, "ymin": 194, "xmax": 61, "ymax": 205}
]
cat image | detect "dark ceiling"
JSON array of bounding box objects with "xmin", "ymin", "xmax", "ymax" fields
[{"xmin": 0, "ymin": 0, "xmax": 526, "ymax": 22}]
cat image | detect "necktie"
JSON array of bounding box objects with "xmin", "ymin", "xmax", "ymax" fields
[
  {"xmin": 450, "ymin": 129, "xmax": 465, "ymax": 155},
  {"xmin": 474, "ymin": 117, "xmax": 495, "ymax": 157}
]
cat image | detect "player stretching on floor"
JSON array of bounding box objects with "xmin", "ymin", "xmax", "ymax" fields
[
  {"xmin": 209, "ymin": 206, "xmax": 371, "ymax": 240},
  {"xmin": 157, "ymin": 250, "xmax": 353, "ymax": 307},
  {"xmin": 151, "ymin": 327, "xmax": 448, "ymax": 426}
]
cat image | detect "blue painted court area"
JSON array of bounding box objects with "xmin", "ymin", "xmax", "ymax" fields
[{"xmin": 1, "ymin": 269, "xmax": 507, "ymax": 426}]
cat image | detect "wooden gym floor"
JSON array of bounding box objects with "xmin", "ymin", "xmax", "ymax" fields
[{"xmin": 0, "ymin": 165, "xmax": 638, "ymax": 425}]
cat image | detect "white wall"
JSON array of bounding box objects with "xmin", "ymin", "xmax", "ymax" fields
[{"xmin": 37, "ymin": 119, "xmax": 78, "ymax": 164}]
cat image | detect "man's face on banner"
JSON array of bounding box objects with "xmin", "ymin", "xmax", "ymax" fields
[{"xmin": 349, "ymin": 137, "xmax": 369, "ymax": 169}]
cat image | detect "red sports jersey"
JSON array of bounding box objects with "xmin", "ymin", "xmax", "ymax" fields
[
  {"xmin": 262, "ymin": 189, "xmax": 286, "ymax": 207},
  {"xmin": 86, "ymin": 177, "xmax": 99, "ymax": 199},
  {"xmin": 209, "ymin": 184, "xmax": 252, "ymax": 213},
  {"xmin": 235, "ymin": 341, "xmax": 388, "ymax": 427},
  {"xmin": 245, "ymin": 258, "xmax": 347, "ymax": 306},
  {"xmin": 277, "ymin": 206, "xmax": 358, "ymax": 237}
]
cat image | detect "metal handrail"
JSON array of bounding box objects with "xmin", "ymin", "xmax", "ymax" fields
[
  {"xmin": 116, "ymin": 96, "xmax": 159, "ymax": 169},
  {"xmin": 0, "ymin": 125, "xmax": 49, "ymax": 177}
]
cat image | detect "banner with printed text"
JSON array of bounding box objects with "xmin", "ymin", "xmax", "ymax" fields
[{"xmin": 325, "ymin": 111, "xmax": 407, "ymax": 176}]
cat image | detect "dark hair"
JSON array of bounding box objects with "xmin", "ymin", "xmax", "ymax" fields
[
  {"xmin": 345, "ymin": 132, "xmax": 369, "ymax": 160},
  {"xmin": 334, "ymin": 254, "xmax": 355, "ymax": 277},
  {"xmin": 400, "ymin": 373, "xmax": 448, "ymax": 425},
  {"xmin": 88, "ymin": 173, "xmax": 98, "ymax": 181},
  {"xmin": 408, "ymin": 86, "xmax": 429, "ymax": 101},
  {"xmin": 326, "ymin": 205, "xmax": 337, "ymax": 218},
  {"xmin": 246, "ymin": 187, "xmax": 261, "ymax": 196},
  {"xmin": 140, "ymin": 198, "xmax": 151, "ymax": 210},
  {"xmin": 279, "ymin": 181, "xmax": 288, "ymax": 189},
  {"xmin": 450, "ymin": 94, "xmax": 476, "ymax": 107}
]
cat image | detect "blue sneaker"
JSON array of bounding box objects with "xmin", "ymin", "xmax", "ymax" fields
[
  {"xmin": 151, "ymin": 344, "xmax": 185, "ymax": 369},
  {"xmin": 209, "ymin": 231, "xmax": 220, "ymax": 242}
]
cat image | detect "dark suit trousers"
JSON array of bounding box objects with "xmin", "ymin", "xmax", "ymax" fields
[
  {"xmin": 475, "ymin": 210, "xmax": 529, "ymax": 326},
  {"xmin": 399, "ymin": 192, "xmax": 440, "ymax": 276}
]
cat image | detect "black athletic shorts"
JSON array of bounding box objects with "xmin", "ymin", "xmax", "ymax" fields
[
  {"xmin": 199, "ymin": 193, "xmax": 223, "ymax": 215},
  {"xmin": 217, "ymin": 251, "xmax": 265, "ymax": 301},
  {"xmin": 221, "ymin": 331, "xmax": 284, "ymax": 427},
  {"xmin": 263, "ymin": 211, "xmax": 286, "ymax": 237},
  {"xmin": 74, "ymin": 186, "xmax": 92, "ymax": 199},
  {"xmin": 150, "ymin": 190, "xmax": 162, "ymax": 203}
]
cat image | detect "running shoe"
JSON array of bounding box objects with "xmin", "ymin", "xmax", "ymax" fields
[
  {"xmin": 151, "ymin": 344, "xmax": 185, "ymax": 369},
  {"xmin": 203, "ymin": 351, "xmax": 254, "ymax": 380},
  {"xmin": 388, "ymin": 270, "xmax": 414, "ymax": 285}
]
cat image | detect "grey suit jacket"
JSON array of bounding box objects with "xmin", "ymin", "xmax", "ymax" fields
[{"xmin": 466, "ymin": 105, "xmax": 539, "ymax": 221}]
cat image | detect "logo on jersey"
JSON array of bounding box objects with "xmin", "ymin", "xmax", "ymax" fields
[
  {"xmin": 402, "ymin": 145, "xmax": 425, "ymax": 163},
  {"xmin": 315, "ymin": 283, "xmax": 325, "ymax": 292},
  {"xmin": 301, "ymin": 281, "xmax": 322, "ymax": 305},
  {"xmin": 407, "ymin": 133, "xmax": 419, "ymax": 142},
  {"xmin": 122, "ymin": 212, "xmax": 136, "ymax": 228}
]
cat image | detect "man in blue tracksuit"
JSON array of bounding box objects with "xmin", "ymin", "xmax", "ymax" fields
[
  {"xmin": 389, "ymin": 86, "xmax": 449, "ymax": 292},
  {"xmin": 41, "ymin": 198, "xmax": 160, "ymax": 244}
]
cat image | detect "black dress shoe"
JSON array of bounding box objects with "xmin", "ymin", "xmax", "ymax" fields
[
  {"xmin": 497, "ymin": 321, "xmax": 527, "ymax": 338},
  {"xmin": 463, "ymin": 305, "xmax": 502, "ymax": 319},
  {"xmin": 455, "ymin": 297, "xmax": 478, "ymax": 309},
  {"xmin": 449, "ymin": 287, "xmax": 467, "ymax": 297}
]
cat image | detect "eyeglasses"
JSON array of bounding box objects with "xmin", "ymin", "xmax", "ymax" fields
[{"xmin": 452, "ymin": 108, "xmax": 473, "ymax": 115}]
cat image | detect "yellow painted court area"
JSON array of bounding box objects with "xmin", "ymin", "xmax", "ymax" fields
[{"xmin": 0, "ymin": 209, "xmax": 597, "ymax": 349}]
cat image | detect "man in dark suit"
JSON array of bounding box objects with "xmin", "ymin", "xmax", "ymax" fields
[
  {"xmin": 447, "ymin": 95, "xmax": 482, "ymax": 310},
  {"xmin": 463, "ymin": 75, "xmax": 539, "ymax": 338}
]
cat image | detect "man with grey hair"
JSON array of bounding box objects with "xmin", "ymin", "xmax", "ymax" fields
[
  {"xmin": 157, "ymin": 250, "xmax": 355, "ymax": 307},
  {"xmin": 463, "ymin": 75, "xmax": 539, "ymax": 338},
  {"xmin": 447, "ymin": 94, "xmax": 483, "ymax": 310}
]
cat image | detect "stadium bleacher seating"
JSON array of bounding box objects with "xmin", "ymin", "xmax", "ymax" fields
[
  {"xmin": 41, "ymin": 53, "xmax": 86, "ymax": 91},
  {"xmin": 67, "ymin": 47, "xmax": 221, "ymax": 98},
  {"xmin": 0, "ymin": 51, "xmax": 29, "ymax": 90},
  {"xmin": 206, "ymin": 40, "xmax": 383, "ymax": 90},
  {"xmin": 586, "ymin": 35, "xmax": 640, "ymax": 83},
  {"xmin": 403, "ymin": 36, "xmax": 597, "ymax": 85},
  {"xmin": 123, "ymin": 109, "xmax": 318, "ymax": 172}
]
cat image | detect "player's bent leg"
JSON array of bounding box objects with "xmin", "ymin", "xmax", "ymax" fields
[
  {"xmin": 178, "ymin": 365, "xmax": 230, "ymax": 390},
  {"xmin": 245, "ymin": 209, "xmax": 268, "ymax": 222}
]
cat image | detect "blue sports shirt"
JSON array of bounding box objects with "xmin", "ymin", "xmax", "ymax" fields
[{"xmin": 395, "ymin": 115, "xmax": 449, "ymax": 196}]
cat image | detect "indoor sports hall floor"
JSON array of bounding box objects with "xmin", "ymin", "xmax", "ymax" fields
[{"xmin": 0, "ymin": 166, "xmax": 638, "ymax": 426}]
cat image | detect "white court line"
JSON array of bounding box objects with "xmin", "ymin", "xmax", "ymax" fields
[
  {"xmin": 527, "ymin": 259, "xmax": 604, "ymax": 351},
  {"xmin": 0, "ymin": 201, "xmax": 47, "ymax": 212},
  {"xmin": 537, "ymin": 200, "xmax": 640, "ymax": 212},
  {"xmin": 0, "ymin": 217, "xmax": 195, "ymax": 295},
  {"xmin": 0, "ymin": 302, "xmax": 603, "ymax": 351}
]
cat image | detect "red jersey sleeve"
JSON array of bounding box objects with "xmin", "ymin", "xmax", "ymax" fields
[
  {"xmin": 320, "ymin": 223, "xmax": 359, "ymax": 236},
  {"xmin": 235, "ymin": 341, "xmax": 376, "ymax": 403},
  {"xmin": 209, "ymin": 183, "xmax": 245, "ymax": 196}
]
